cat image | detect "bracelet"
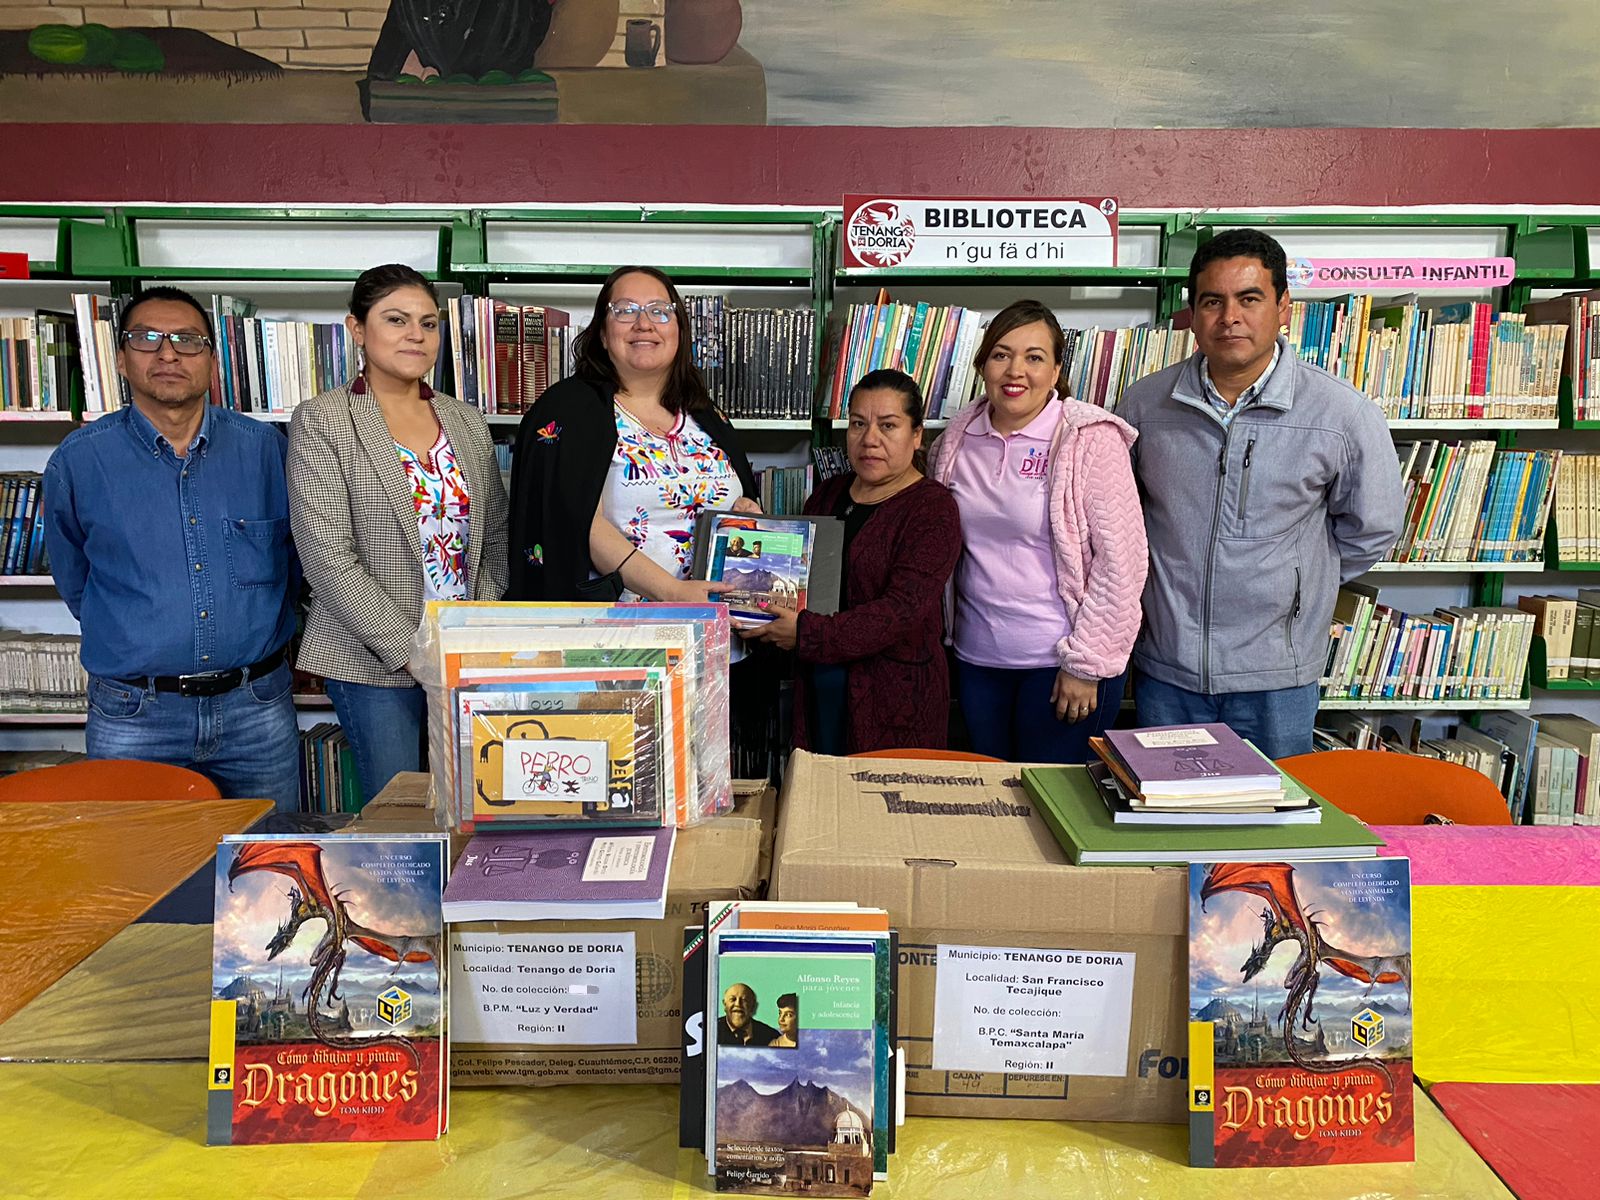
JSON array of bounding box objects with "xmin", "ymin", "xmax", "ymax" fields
[{"xmin": 617, "ymin": 545, "xmax": 641, "ymax": 575}]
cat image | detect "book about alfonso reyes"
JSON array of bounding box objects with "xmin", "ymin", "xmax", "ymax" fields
[
  {"xmin": 1188, "ymin": 858, "xmax": 1414, "ymax": 1168},
  {"xmin": 207, "ymin": 834, "xmax": 449, "ymax": 1145}
]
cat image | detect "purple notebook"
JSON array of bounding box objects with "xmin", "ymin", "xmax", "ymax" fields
[
  {"xmin": 442, "ymin": 826, "xmax": 676, "ymax": 922},
  {"xmin": 1101, "ymin": 723, "xmax": 1282, "ymax": 798}
]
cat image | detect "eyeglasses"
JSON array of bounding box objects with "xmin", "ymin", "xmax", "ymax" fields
[
  {"xmin": 606, "ymin": 301, "xmax": 676, "ymax": 325},
  {"xmin": 121, "ymin": 329, "xmax": 214, "ymax": 356}
]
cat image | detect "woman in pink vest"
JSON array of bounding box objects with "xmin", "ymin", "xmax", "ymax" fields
[{"xmin": 928, "ymin": 300, "xmax": 1147, "ymax": 762}]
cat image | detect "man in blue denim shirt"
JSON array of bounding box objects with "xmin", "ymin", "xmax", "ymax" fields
[{"xmin": 43, "ymin": 287, "xmax": 300, "ymax": 811}]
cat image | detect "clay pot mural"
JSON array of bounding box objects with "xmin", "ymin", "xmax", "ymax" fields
[
  {"xmin": 665, "ymin": 0, "xmax": 742, "ymax": 65},
  {"xmin": 536, "ymin": 0, "xmax": 618, "ymax": 68}
]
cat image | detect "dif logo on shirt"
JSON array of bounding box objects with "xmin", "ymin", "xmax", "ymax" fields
[{"xmin": 1018, "ymin": 447, "xmax": 1049, "ymax": 480}]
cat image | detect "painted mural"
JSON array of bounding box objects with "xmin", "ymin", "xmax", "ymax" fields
[{"xmin": 0, "ymin": 0, "xmax": 1595, "ymax": 127}]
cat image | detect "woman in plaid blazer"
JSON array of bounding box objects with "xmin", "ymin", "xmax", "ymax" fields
[{"xmin": 289, "ymin": 265, "xmax": 508, "ymax": 805}]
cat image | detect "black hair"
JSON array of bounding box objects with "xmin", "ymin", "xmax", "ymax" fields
[
  {"xmin": 349, "ymin": 263, "xmax": 439, "ymax": 322},
  {"xmin": 1186, "ymin": 228, "xmax": 1289, "ymax": 302},
  {"xmin": 972, "ymin": 300, "xmax": 1066, "ymax": 395},
  {"xmin": 573, "ymin": 265, "xmax": 711, "ymax": 414},
  {"xmin": 118, "ymin": 286, "xmax": 214, "ymax": 342},
  {"xmin": 848, "ymin": 368, "xmax": 925, "ymax": 427},
  {"xmin": 776, "ymin": 993, "xmax": 798, "ymax": 1010}
]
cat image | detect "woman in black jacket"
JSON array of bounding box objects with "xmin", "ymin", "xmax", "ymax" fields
[{"xmin": 507, "ymin": 265, "xmax": 758, "ymax": 602}]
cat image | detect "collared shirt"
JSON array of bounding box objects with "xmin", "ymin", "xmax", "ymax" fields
[
  {"xmin": 947, "ymin": 394, "xmax": 1070, "ymax": 668},
  {"xmin": 43, "ymin": 403, "xmax": 296, "ymax": 679},
  {"xmin": 1199, "ymin": 342, "xmax": 1281, "ymax": 427}
]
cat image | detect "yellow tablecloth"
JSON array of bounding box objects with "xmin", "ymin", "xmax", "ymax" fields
[{"xmin": 0, "ymin": 1064, "xmax": 1509, "ymax": 1200}]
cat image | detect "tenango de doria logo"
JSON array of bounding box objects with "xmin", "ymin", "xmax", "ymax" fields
[{"xmin": 847, "ymin": 200, "xmax": 917, "ymax": 267}]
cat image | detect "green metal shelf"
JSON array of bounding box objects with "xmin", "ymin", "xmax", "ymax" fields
[
  {"xmin": 1530, "ymin": 637, "xmax": 1600, "ymax": 690},
  {"xmin": 479, "ymin": 264, "xmax": 811, "ymax": 283},
  {"xmin": 1318, "ymin": 697, "xmax": 1531, "ymax": 711}
]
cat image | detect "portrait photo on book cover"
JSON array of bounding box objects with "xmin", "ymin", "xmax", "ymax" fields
[{"xmin": 718, "ymin": 981, "xmax": 799, "ymax": 1048}]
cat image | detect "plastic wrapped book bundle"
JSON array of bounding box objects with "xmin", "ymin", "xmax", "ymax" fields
[{"xmin": 410, "ymin": 601, "xmax": 734, "ymax": 832}]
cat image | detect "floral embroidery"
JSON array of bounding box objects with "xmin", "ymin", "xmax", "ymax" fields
[{"xmin": 397, "ymin": 432, "xmax": 470, "ymax": 601}]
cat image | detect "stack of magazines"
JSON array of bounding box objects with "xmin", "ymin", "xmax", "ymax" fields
[{"xmin": 412, "ymin": 600, "xmax": 734, "ymax": 834}]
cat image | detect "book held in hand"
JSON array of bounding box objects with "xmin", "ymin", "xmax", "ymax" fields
[
  {"xmin": 1188, "ymin": 858, "xmax": 1414, "ymax": 1167},
  {"xmin": 207, "ymin": 834, "xmax": 449, "ymax": 1145},
  {"xmin": 691, "ymin": 512, "xmax": 845, "ymax": 623},
  {"xmin": 441, "ymin": 826, "xmax": 676, "ymax": 922}
]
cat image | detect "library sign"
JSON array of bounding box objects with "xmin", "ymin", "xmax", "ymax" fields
[
  {"xmin": 1286, "ymin": 257, "xmax": 1516, "ymax": 289},
  {"xmin": 842, "ymin": 196, "xmax": 1118, "ymax": 270}
]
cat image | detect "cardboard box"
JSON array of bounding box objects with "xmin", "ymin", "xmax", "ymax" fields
[
  {"xmin": 771, "ymin": 751, "xmax": 1188, "ymax": 1123},
  {"xmin": 359, "ymin": 773, "xmax": 767, "ymax": 1087}
]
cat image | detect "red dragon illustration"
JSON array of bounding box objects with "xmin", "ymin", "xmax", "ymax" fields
[
  {"xmin": 228, "ymin": 841, "xmax": 441, "ymax": 1066},
  {"xmin": 1199, "ymin": 862, "xmax": 1410, "ymax": 1085}
]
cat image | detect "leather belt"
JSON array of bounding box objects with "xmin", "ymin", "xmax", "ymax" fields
[{"xmin": 116, "ymin": 646, "xmax": 288, "ymax": 698}]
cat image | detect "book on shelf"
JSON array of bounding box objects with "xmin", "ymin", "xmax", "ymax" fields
[
  {"xmin": 440, "ymin": 825, "xmax": 676, "ymax": 922},
  {"xmin": 1188, "ymin": 858, "xmax": 1414, "ymax": 1167},
  {"xmin": 1321, "ymin": 586, "xmax": 1535, "ymax": 702},
  {"xmin": 1089, "ymin": 760, "xmax": 1322, "ymax": 826},
  {"xmin": 1549, "ymin": 453, "xmax": 1598, "ymax": 565},
  {"xmin": 0, "ymin": 312, "xmax": 77, "ymax": 413},
  {"xmin": 686, "ymin": 296, "xmax": 816, "ymax": 421},
  {"xmin": 0, "ymin": 630, "xmax": 85, "ymax": 713},
  {"xmin": 447, "ymin": 296, "xmax": 574, "ymax": 415},
  {"xmin": 682, "ymin": 899, "xmax": 896, "ymax": 1192},
  {"xmin": 1523, "ymin": 286, "xmax": 1600, "ymax": 423},
  {"xmin": 1528, "ymin": 713, "xmax": 1600, "ymax": 826},
  {"xmin": 1387, "ymin": 440, "xmax": 1559, "ymax": 563},
  {"xmin": 1284, "ymin": 294, "xmax": 1562, "ymax": 421},
  {"xmin": 825, "ymin": 292, "xmax": 984, "ymax": 421},
  {"xmin": 754, "ymin": 463, "xmax": 814, "ymax": 516},
  {"xmin": 298, "ymin": 721, "xmax": 360, "ymax": 815},
  {"xmin": 71, "ymin": 292, "xmax": 130, "ymax": 414},
  {"xmin": 1518, "ymin": 596, "xmax": 1576, "ymax": 680},
  {"xmin": 0, "ymin": 473, "xmax": 48, "ymax": 576},
  {"xmin": 1064, "ymin": 323, "xmax": 1196, "ymax": 411},
  {"xmin": 1478, "ymin": 710, "xmax": 1540, "ymax": 825},
  {"xmin": 207, "ymin": 833, "xmax": 450, "ymax": 1145},
  {"xmin": 690, "ymin": 512, "xmax": 844, "ymax": 626},
  {"xmin": 206, "ymin": 297, "xmax": 372, "ymax": 415},
  {"xmin": 1020, "ymin": 766, "xmax": 1382, "ymax": 865},
  {"xmin": 1095, "ymin": 724, "xmax": 1286, "ymax": 804}
]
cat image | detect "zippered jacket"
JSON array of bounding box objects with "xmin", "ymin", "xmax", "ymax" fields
[
  {"xmin": 1116, "ymin": 337, "xmax": 1405, "ymax": 694},
  {"xmin": 929, "ymin": 395, "xmax": 1148, "ymax": 681}
]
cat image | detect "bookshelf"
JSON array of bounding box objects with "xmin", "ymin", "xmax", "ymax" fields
[{"xmin": 6, "ymin": 202, "xmax": 1600, "ymax": 746}]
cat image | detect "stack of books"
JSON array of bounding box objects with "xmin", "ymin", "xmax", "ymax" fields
[
  {"xmin": 682, "ymin": 900, "xmax": 897, "ymax": 1195},
  {"xmin": 206, "ymin": 295, "xmax": 372, "ymax": 415},
  {"xmin": 1520, "ymin": 592, "xmax": 1600, "ymax": 681},
  {"xmin": 753, "ymin": 464, "xmax": 814, "ymax": 516},
  {"xmin": 691, "ymin": 512, "xmax": 844, "ymax": 629},
  {"xmin": 417, "ymin": 600, "xmax": 734, "ymax": 834},
  {"xmin": 1388, "ymin": 442, "xmax": 1559, "ymax": 563},
  {"xmin": 442, "ymin": 825, "xmax": 676, "ymax": 922},
  {"xmin": 1022, "ymin": 724, "xmax": 1381, "ymax": 866},
  {"xmin": 1322, "ymin": 586, "xmax": 1534, "ymax": 702}
]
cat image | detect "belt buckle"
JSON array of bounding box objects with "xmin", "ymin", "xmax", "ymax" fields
[{"xmin": 178, "ymin": 671, "xmax": 232, "ymax": 698}]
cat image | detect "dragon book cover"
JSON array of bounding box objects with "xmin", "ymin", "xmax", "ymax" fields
[
  {"xmin": 1188, "ymin": 859, "xmax": 1413, "ymax": 1168},
  {"xmin": 207, "ymin": 834, "xmax": 449, "ymax": 1145}
]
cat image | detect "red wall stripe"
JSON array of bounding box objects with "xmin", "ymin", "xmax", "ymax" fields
[{"xmin": 2, "ymin": 125, "xmax": 1598, "ymax": 209}]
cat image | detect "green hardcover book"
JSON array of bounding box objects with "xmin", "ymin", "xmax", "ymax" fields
[{"xmin": 1021, "ymin": 766, "xmax": 1382, "ymax": 866}]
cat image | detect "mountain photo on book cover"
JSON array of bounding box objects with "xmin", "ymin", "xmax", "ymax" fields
[
  {"xmin": 716, "ymin": 1028, "xmax": 875, "ymax": 1197},
  {"xmin": 1189, "ymin": 859, "xmax": 1414, "ymax": 1167},
  {"xmin": 210, "ymin": 838, "xmax": 446, "ymax": 1144}
]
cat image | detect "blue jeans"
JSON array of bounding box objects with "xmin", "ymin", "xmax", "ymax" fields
[
  {"xmin": 1133, "ymin": 673, "xmax": 1320, "ymax": 760},
  {"xmin": 956, "ymin": 661, "xmax": 1125, "ymax": 764},
  {"xmin": 85, "ymin": 661, "xmax": 300, "ymax": 813},
  {"xmin": 325, "ymin": 678, "xmax": 427, "ymax": 807}
]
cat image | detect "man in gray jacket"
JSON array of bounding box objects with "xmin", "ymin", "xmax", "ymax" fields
[{"xmin": 1117, "ymin": 229, "xmax": 1404, "ymax": 758}]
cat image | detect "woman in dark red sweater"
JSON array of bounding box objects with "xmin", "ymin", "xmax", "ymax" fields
[{"xmin": 742, "ymin": 369, "xmax": 961, "ymax": 754}]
